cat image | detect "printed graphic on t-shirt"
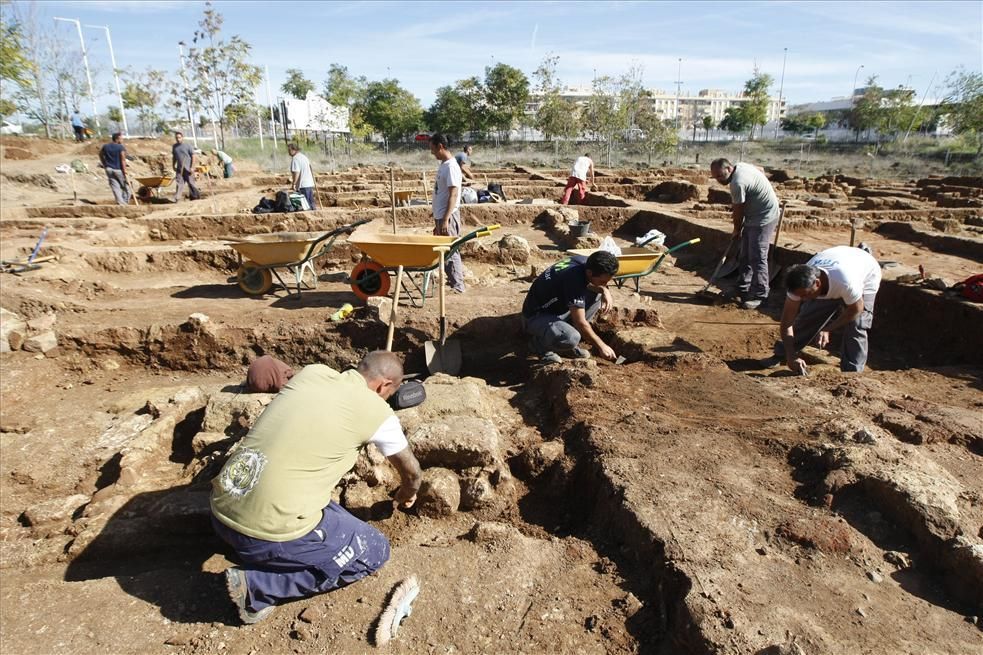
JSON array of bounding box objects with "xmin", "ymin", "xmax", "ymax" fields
[{"xmin": 218, "ymin": 447, "xmax": 267, "ymax": 499}]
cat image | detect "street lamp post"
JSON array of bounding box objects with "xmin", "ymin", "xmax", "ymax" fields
[
  {"xmin": 84, "ymin": 24, "xmax": 127, "ymax": 135},
  {"xmin": 53, "ymin": 17, "xmax": 100, "ymax": 132},
  {"xmin": 852, "ymin": 64, "xmax": 865, "ymax": 100},
  {"xmin": 774, "ymin": 47, "xmax": 787, "ymax": 140}
]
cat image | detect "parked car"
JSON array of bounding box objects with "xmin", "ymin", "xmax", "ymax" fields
[
  {"xmin": 0, "ymin": 120, "xmax": 23, "ymax": 135},
  {"xmin": 414, "ymin": 133, "xmax": 431, "ymax": 142}
]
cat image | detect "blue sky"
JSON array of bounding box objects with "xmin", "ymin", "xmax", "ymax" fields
[{"xmin": 30, "ymin": 0, "xmax": 983, "ymax": 113}]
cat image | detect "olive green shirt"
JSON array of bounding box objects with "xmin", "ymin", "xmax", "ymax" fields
[{"xmin": 211, "ymin": 364, "xmax": 393, "ymax": 541}]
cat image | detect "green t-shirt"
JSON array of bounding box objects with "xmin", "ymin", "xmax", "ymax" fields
[{"xmin": 210, "ymin": 364, "xmax": 393, "ymax": 541}]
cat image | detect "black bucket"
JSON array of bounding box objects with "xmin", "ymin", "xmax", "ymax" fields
[{"xmin": 569, "ymin": 221, "xmax": 591, "ymax": 237}]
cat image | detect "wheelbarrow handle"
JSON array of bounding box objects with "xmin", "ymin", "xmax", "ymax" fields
[
  {"xmin": 475, "ymin": 224, "xmax": 501, "ymax": 237},
  {"xmin": 665, "ymin": 237, "xmax": 701, "ymax": 254}
]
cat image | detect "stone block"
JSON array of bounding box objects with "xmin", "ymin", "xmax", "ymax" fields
[
  {"xmin": 22, "ymin": 330, "xmax": 57, "ymax": 354},
  {"xmin": 416, "ymin": 467, "xmax": 460, "ymax": 518},
  {"xmin": 408, "ymin": 417, "xmax": 501, "ymax": 469},
  {"xmin": 21, "ymin": 494, "xmax": 90, "ymax": 526},
  {"xmin": 201, "ymin": 390, "xmax": 275, "ymax": 436}
]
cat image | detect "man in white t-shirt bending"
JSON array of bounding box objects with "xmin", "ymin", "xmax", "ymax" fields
[
  {"xmin": 561, "ymin": 153, "xmax": 594, "ymax": 205},
  {"xmin": 777, "ymin": 246, "xmax": 882, "ymax": 373},
  {"xmin": 288, "ymin": 142, "xmax": 316, "ymax": 210}
]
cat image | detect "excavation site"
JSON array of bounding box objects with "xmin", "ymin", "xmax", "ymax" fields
[{"xmin": 1, "ymin": 135, "xmax": 981, "ymax": 655}]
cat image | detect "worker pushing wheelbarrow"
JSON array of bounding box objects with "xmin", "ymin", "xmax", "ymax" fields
[
  {"xmin": 226, "ymin": 219, "xmax": 370, "ymax": 297},
  {"xmin": 347, "ymin": 223, "xmax": 500, "ymax": 307}
]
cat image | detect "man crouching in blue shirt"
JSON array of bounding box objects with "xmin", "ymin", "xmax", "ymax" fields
[{"xmin": 522, "ymin": 251, "xmax": 620, "ymax": 364}]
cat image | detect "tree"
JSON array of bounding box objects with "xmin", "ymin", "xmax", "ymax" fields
[
  {"xmin": 122, "ymin": 68, "xmax": 166, "ymax": 135},
  {"xmin": 186, "ymin": 2, "xmax": 262, "ymax": 148},
  {"xmin": 357, "ymin": 79, "xmax": 423, "ymax": 151},
  {"xmin": 0, "ymin": 14, "xmax": 28, "ymax": 120},
  {"xmin": 634, "ymin": 94, "xmax": 678, "ymax": 164},
  {"xmin": 323, "ymin": 63, "xmax": 369, "ymax": 139},
  {"xmin": 719, "ymin": 106, "xmax": 749, "ymax": 135},
  {"xmin": 281, "ymin": 68, "xmax": 314, "ymax": 100},
  {"xmin": 533, "ymin": 54, "xmax": 578, "ymax": 145},
  {"xmin": 849, "ymin": 76, "xmax": 884, "ymax": 142},
  {"xmin": 7, "ymin": 3, "xmax": 54, "ymax": 137},
  {"xmin": 806, "ymin": 112, "xmax": 826, "ymax": 138},
  {"xmin": 426, "ymin": 84, "xmax": 470, "ymax": 140},
  {"xmin": 702, "ymin": 114, "xmax": 713, "ymax": 141},
  {"xmin": 107, "ymin": 105, "xmax": 122, "ymax": 127},
  {"xmin": 780, "ymin": 114, "xmax": 811, "ymax": 135},
  {"xmin": 741, "ymin": 68, "xmax": 773, "ymax": 140},
  {"xmin": 483, "ymin": 63, "xmax": 529, "ymax": 139},
  {"xmin": 940, "ymin": 67, "xmax": 983, "ymax": 156},
  {"xmin": 582, "ymin": 75, "xmax": 623, "ymax": 165}
]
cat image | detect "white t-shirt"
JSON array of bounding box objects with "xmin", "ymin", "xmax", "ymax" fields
[
  {"xmin": 433, "ymin": 158, "xmax": 462, "ymax": 222},
  {"xmin": 570, "ymin": 156, "xmax": 593, "ymax": 181},
  {"xmin": 290, "ymin": 152, "xmax": 315, "ymax": 189},
  {"xmin": 787, "ymin": 246, "xmax": 881, "ymax": 305},
  {"xmin": 367, "ymin": 415, "xmax": 408, "ymax": 456}
]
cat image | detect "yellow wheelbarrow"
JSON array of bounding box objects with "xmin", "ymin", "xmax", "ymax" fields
[
  {"xmin": 135, "ymin": 175, "xmax": 174, "ymax": 201},
  {"xmin": 347, "ymin": 224, "xmax": 500, "ymax": 307},
  {"xmin": 226, "ymin": 219, "xmax": 370, "ymax": 297},
  {"xmin": 567, "ymin": 236, "xmax": 701, "ymax": 293}
]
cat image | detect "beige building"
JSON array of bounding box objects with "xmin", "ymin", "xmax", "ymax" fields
[{"xmin": 526, "ymin": 86, "xmax": 785, "ymax": 128}]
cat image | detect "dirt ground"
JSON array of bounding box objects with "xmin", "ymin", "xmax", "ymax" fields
[{"xmin": 1, "ymin": 136, "xmax": 981, "ymax": 654}]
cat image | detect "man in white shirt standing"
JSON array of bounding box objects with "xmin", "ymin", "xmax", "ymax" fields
[
  {"xmin": 561, "ymin": 153, "xmax": 594, "ymax": 205},
  {"xmin": 710, "ymin": 157, "xmax": 781, "ymax": 309},
  {"xmin": 429, "ymin": 133, "xmax": 465, "ymax": 293},
  {"xmin": 777, "ymin": 246, "xmax": 882, "ymax": 373},
  {"xmin": 288, "ymin": 142, "xmax": 316, "ymax": 210}
]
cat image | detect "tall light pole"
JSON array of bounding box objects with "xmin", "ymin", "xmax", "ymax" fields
[
  {"xmin": 774, "ymin": 47, "xmax": 787, "ymax": 139},
  {"xmin": 675, "ymin": 58, "xmax": 683, "ymax": 163},
  {"xmin": 852, "ymin": 64, "xmax": 865, "ymax": 100},
  {"xmin": 53, "ymin": 17, "xmax": 100, "ymax": 132},
  {"xmin": 84, "ymin": 24, "xmax": 127, "ymax": 135},
  {"xmin": 177, "ymin": 42, "xmax": 198, "ymax": 148}
]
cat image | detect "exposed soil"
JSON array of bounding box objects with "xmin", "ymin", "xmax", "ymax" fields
[{"xmin": 1, "ymin": 138, "xmax": 981, "ymax": 654}]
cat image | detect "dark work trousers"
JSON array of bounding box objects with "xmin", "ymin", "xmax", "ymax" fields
[
  {"xmin": 211, "ymin": 502, "xmax": 391, "ymax": 612},
  {"xmin": 737, "ymin": 220, "xmax": 777, "ymax": 301},
  {"xmin": 775, "ymin": 291, "xmax": 877, "ymax": 372},
  {"xmin": 523, "ymin": 295, "xmax": 602, "ymax": 355},
  {"xmin": 173, "ymin": 168, "xmax": 201, "ymax": 201}
]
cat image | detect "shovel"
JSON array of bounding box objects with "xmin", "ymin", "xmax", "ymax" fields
[
  {"xmin": 425, "ymin": 246, "xmax": 461, "ymax": 375},
  {"xmin": 768, "ymin": 202, "xmax": 787, "ymax": 283},
  {"xmin": 696, "ymin": 231, "xmax": 741, "ymax": 301},
  {"xmin": 384, "ymin": 265, "xmax": 404, "ymax": 352}
]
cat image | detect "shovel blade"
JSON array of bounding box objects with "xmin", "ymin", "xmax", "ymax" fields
[{"xmin": 425, "ymin": 339, "xmax": 461, "ymax": 376}]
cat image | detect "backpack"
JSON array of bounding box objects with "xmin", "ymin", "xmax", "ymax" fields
[
  {"xmin": 273, "ymin": 190, "xmax": 295, "ymax": 213},
  {"xmin": 252, "ymin": 197, "xmax": 276, "ymax": 214},
  {"xmin": 955, "ymin": 273, "xmax": 983, "ymax": 303}
]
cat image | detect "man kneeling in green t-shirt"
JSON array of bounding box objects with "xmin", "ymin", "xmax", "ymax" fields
[{"xmin": 210, "ymin": 351, "xmax": 422, "ymax": 624}]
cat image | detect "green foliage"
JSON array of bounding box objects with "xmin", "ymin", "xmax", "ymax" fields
[
  {"xmin": 940, "ymin": 67, "xmax": 983, "ymax": 155},
  {"xmin": 186, "ymin": 1, "xmax": 263, "ymax": 148},
  {"xmin": 323, "ymin": 64, "xmax": 369, "ymax": 136},
  {"xmin": 121, "ymin": 69, "xmax": 166, "ymax": 135},
  {"xmin": 533, "ymin": 55, "xmax": 579, "ymax": 142},
  {"xmin": 583, "ymin": 75, "xmax": 623, "ymax": 162},
  {"xmin": 426, "ymin": 84, "xmax": 470, "ymax": 140},
  {"xmin": 483, "ymin": 63, "xmax": 529, "ymax": 137},
  {"xmin": 633, "ymin": 96, "xmax": 677, "ymax": 163},
  {"xmin": 701, "ymin": 114, "xmax": 713, "ymax": 139},
  {"xmin": 107, "ymin": 105, "xmax": 122, "ymax": 124},
  {"xmin": 741, "ymin": 68, "xmax": 773, "ymax": 139},
  {"xmin": 782, "ymin": 112, "xmax": 825, "ymax": 137},
  {"xmin": 0, "ymin": 16, "xmax": 29, "ymax": 86},
  {"xmin": 719, "ymin": 106, "xmax": 749, "ymax": 134},
  {"xmin": 281, "ymin": 68, "xmax": 314, "ymax": 100},
  {"xmin": 357, "ymin": 79, "xmax": 423, "ymax": 147},
  {"xmin": 0, "ymin": 97, "xmax": 16, "ymax": 118},
  {"xmin": 849, "ymin": 76, "xmax": 883, "ymax": 138}
]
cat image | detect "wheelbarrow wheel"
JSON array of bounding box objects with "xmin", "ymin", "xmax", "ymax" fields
[
  {"xmin": 350, "ymin": 261, "xmax": 391, "ymax": 301},
  {"xmin": 237, "ymin": 262, "xmax": 273, "ymax": 295}
]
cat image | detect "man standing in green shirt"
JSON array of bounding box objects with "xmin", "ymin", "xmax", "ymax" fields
[{"xmin": 211, "ymin": 351, "xmax": 422, "ymax": 624}]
